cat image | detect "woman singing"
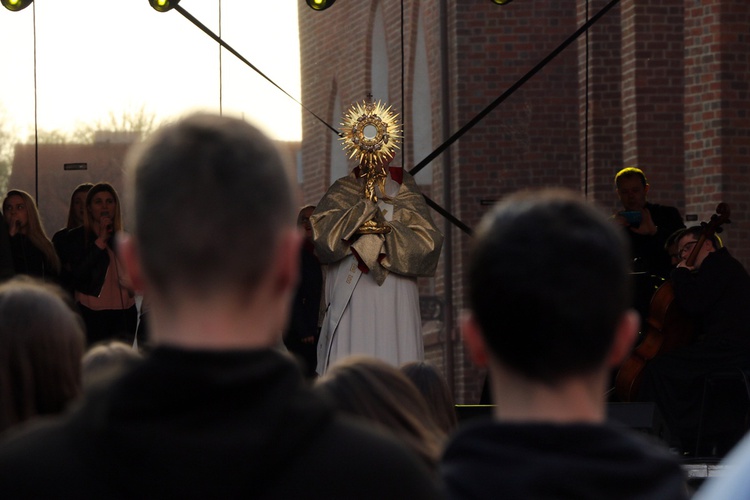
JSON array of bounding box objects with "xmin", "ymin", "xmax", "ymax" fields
[
  {"xmin": 53, "ymin": 183, "xmax": 94, "ymax": 295},
  {"xmin": 2, "ymin": 189, "xmax": 60, "ymax": 282},
  {"xmin": 68, "ymin": 182, "xmax": 137, "ymax": 346}
]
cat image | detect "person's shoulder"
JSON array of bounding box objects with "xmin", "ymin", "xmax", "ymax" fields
[
  {"xmin": 321, "ymin": 414, "xmax": 435, "ymax": 469},
  {"xmin": 442, "ymin": 421, "xmax": 686, "ymax": 500},
  {"xmin": 292, "ymin": 415, "xmax": 443, "ymax": 499},
  {"xmin": 0, "ymin": 414, "xmax": 83, "ymax": 496},
  {"xmin": 65, "ymin": 226, "xmax": 86, "ymax": 242},
  {"xmin": 52, "ymin": 227, "xmax": 68, "ymax": 242},
  {"xmin": 647, "ymin": 202, "xmax": 682, "ymax": 218}
]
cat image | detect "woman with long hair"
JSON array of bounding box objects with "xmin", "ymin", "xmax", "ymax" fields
[
  {"xmin": 0, "ymin": 277, "xmax": 85, "ymax": 435},
  {"xmin": 400, "ymin": 360, "xmax": 458, "ymax": 434},
  {"xmin": 2, "ymin": 189, "xmax": 60, "ymax": 281},
  {"xmin": 314, "ymin": 356, "xmax": 446, "ymax": 472},
  {"xmin": 53, "ymin": 183, "xmax": 94, "ymax": 294},
  {"xmin": 68, "ymin": 182, "xmax": 137, "ymax": 346}
]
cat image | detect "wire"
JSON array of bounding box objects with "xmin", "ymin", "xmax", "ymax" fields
[
  {"xmin": 218, "ymin": 0, "xmax": 223, "ymax": 115},
  {"xmin": 32, "ymin": 2, "xmax": 38, "ymax": 204},
  {"xmin": 584, "ymin": 0, "xmax": 590, "ymax": 198},
  {"xmin": 400, "ymin": 0, "xmax": 405, "ymax": 170},
  {"xmin": 408, "ymin": 0, "xmax": 622, "ymax": 178},
  {"xmin": 175, "ymin": 4, "xmax": 341, "ymax": 136}
]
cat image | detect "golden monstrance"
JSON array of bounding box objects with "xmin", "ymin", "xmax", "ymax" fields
[{"xmin": 340, "ymin": 93, "xmax": 402, "ymax": 234}]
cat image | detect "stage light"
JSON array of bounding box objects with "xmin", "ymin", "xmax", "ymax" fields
[
  {"xmin": 1, "ymin": 0, "xmax": 33, "ymax": 12},
  {"xmin": 306, "ymin": 0, "xmax": 336, "ymax": 11},
  {"xmin": 149, "ymin": 0, "xmax": 180, "ymax": 13},
  {"xmin": 491, "ymin": 0, "xmax": 514, "ymax": 5}
]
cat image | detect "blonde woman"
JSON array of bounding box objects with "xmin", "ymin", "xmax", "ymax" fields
[
  {"xmin": 2, "ymin": 189, "xmax": 60, "ymax": 282},
  {"xmin": 68, "ymin": 182, "xmax": 136, "ymax": 346}
]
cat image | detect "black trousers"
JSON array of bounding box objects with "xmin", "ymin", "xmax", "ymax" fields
[{"xmin": 77, "ymin": 303, "xmax": 138, "ymax": 347}]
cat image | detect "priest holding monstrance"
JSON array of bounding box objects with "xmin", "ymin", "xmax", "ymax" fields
[{"xmin": 311, "ymin": 95, "xmax": 443, "ymax": 374}]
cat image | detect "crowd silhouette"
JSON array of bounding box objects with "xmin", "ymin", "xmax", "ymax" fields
[{"xmin": 1, "ymin": 114, "xmax": 749, "ymax": 499}]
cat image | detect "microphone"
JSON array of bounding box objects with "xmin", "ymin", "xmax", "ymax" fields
[
  {"xmin": 14, "ymin": 220, "xmax": 20, "ymax": 230},
  {"xmin": 101, "ymin": 211, "xmax": 113, "ymax": 233}
]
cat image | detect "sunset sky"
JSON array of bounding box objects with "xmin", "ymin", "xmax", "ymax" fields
[{"xmin": 0, "ymin": 0, "xmax": 302, "ymax": 141}]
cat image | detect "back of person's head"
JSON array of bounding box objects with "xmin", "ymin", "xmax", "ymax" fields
[
  {"xmin": 124, "ymin": 113, "xmax": 296, "ymax": 301},
  {"xmin": 469, "ymin": 188, "xmax": 631, "ymax": 384},
  {"xmin": 82, "ymin": 340, "xmax": 142, "ymax": 389},
  {"xmin": 400, "ymin": 361, "xmax": 458, "ymax": 434},
  {"xmin": 0, "ymin": 277, "xmax": 85, "ymax": 433},
  {"xmin": 315, "ymin": 356, "xmax": 446, "ymax": 470}
]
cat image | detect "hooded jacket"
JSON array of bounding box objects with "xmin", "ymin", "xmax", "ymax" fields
[
  {"xmin": 0, "ymin": 347, "xmax": 442, "ymax": 499},
  {"xmin": 441, "ymin": 419, "xmax": 687, "ymax": 500}
]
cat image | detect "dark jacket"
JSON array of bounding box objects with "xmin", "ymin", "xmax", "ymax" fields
[
  {"xmin": 0, "ymin": 347, "xmax": 443, "ymax": 499},
  {"xmin": 671, "ymin": 247, "xmax": 750, "ymax": 349},
  {"xmin": 626, "ymin": 202, "xmax": 685, "ymax": 279},
  {"xmin": 52, "ymin": 226, "xmax": 77, "ymax": 294},
  {"xmin": 0, "ymin": 217, "xmax": 14, "ymax": 281},
  {"xmin": 8, "ymin": 233, "xmax": 58, "ymax": 282},
  {"xmin": 441, "ymin": 419, "xmax": 688, "ymax": 500},
  {"xmin": 285, "ymin": 241, "xmax": 323, "ymax": 342},
  {"xmin": 66, "ymin": 226, "xmax": 113, "ymax": 297}
]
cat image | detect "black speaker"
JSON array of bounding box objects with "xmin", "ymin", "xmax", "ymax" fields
[{"xmin": 607, "ymin": 402, "xmax": 671, "ymax": 443}]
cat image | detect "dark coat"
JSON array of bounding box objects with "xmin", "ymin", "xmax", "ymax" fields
[
  {"xmin": 65, "ymin": 226, "xmax": 113, "ymax": 297},
  {"xmin": 0, "ymin": 348, "xmax": 443, "ymax": 499}
]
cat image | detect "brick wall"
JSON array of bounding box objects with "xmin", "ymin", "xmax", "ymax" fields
[
  {"xmin": 684, "ymin": 0, "xmax": 750, "ymax": 261},
  {"xmin": 298, "ymin": 0, "xmax": 750, "ymax": 402},
  {"xmin": 621, "ymin": 0, "xmax": 686, "ymax": 212}
]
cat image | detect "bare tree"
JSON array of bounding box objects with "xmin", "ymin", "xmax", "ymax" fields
[
  {"xmin": 0, "ymin": 105, "xmax": 19, "ymax": 195},
  {"xmin": 71, "ymin": 105, "xmax": 159, "ymax": 143},
  {"xmin": 33, "ymin": 129, "xmax": 73, "ymax": 144}
]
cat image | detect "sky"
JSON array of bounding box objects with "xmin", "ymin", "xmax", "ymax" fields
[{"xmin": 0, "ymin": 0, "xmax": 302, "ymax": 142}]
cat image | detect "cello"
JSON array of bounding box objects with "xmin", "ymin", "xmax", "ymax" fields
[{"xmin": 614, "ymin": 203, "xmax": 731, "ymax": 401}]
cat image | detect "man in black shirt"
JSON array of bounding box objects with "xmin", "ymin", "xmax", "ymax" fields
[
  {"xmin": 441, "ymin": 189, "xmax": 687, "ymax": 499},
  {"xmin": 613, "ymin": 167, "xmax": 685, "ymax": 280}
]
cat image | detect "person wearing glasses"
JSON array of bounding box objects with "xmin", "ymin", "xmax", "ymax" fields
[{"xmin": 638, "ymin": 226, "xmax": 750, "ymax": 456}]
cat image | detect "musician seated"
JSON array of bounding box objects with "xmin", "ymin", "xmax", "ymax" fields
[{"xmin": 637, "ymin": 226, "xmax": 750, "ymax": 455}]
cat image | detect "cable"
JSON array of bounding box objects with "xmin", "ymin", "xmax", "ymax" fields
[
  {"xmin": 584, "ymin": 0, "xmax": 590, "ymax": 198},
  {"xmin": 175, "ymin": 4, "xmax": 341, "ymax": 136},
  {"xmin": 218, "ymin": 0, "xmax": 223, "ymax": 115},
  {"xmin": 408, "ymin": 0, "xmax": 621, "ymax": 178},
  {"xmin": 400, "ymin": 0, "xmax": 405, "ymax": 170}
]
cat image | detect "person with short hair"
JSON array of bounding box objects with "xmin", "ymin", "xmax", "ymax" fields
[
  {"xmin": 613, "ymin": 167, "xmax": 685, "ymax": 279},
  {"xmin": 0, "ymin": 113, "xmax": 442, "ymax": 499},
  {"xmin": 638, "ymin": 225, "xmax": 750, "ymax": 455},
  {"xmin": 441, "ymin": 188, "xmax": 687, "ymax": 500},
  {"xmin": 81, "ymin": 340, "xmax": 142, "ymax": 389}
]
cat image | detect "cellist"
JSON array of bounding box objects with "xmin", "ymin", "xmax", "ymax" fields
[{"xmin": 638, "ymin": 225, "xmax": 750, "ymax": 455}]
